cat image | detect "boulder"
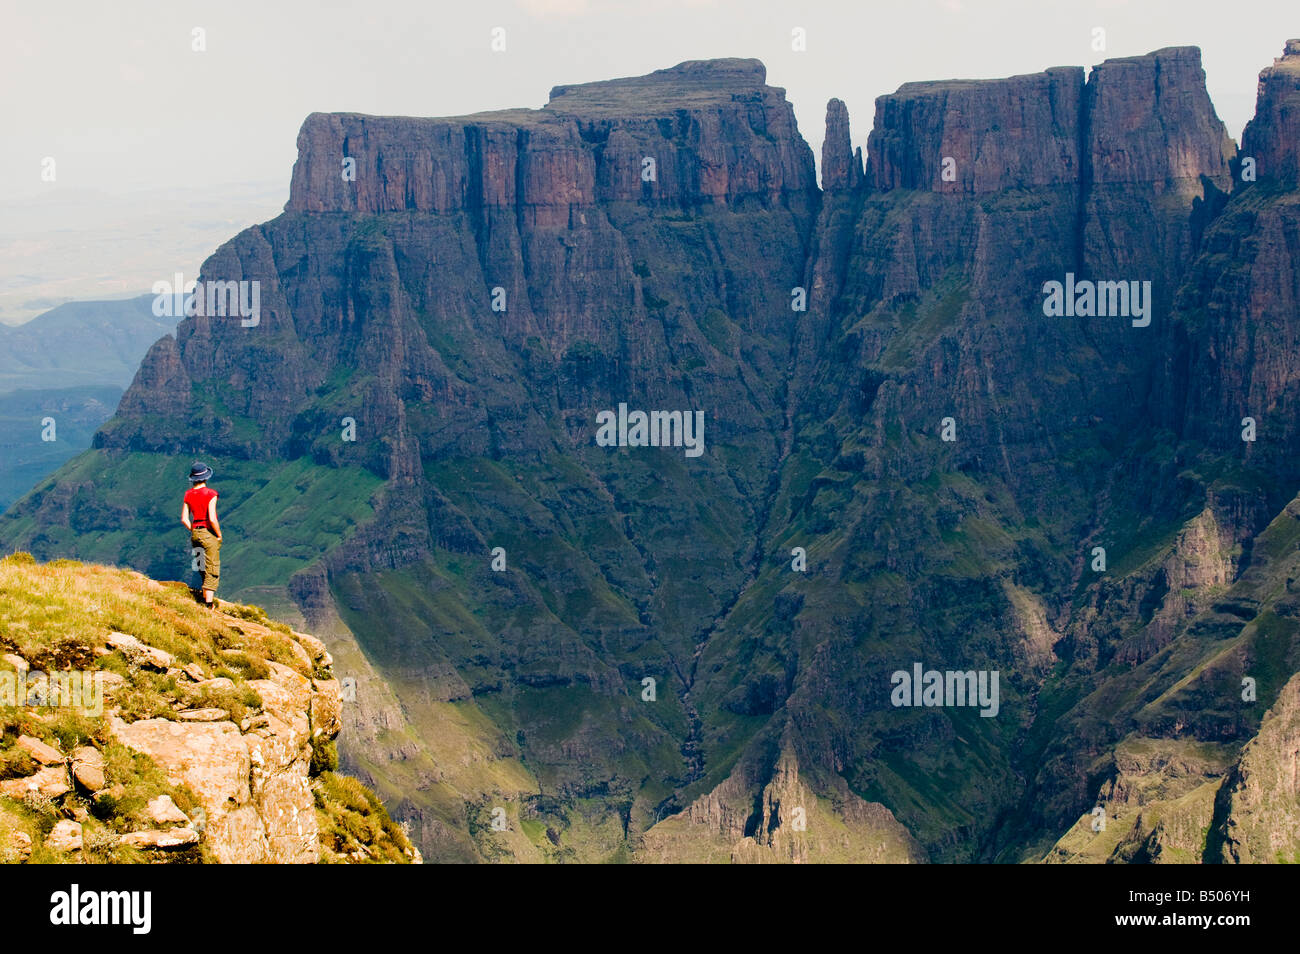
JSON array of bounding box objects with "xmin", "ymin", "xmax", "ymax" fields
[
  {"xmin": 0, "ymin": 765, "xmax": 71, "ymax": 799},
  {"xmin": 293, "ymin": 631, "xmax": 330, "ymax": 664},
  {"xmin": 107, "ymin": 631, "xmax": 174, "ymax": 670},
  {"xmin": 196, "ymin": 677, "xmax": 235, "ymax": 693},
  {"xmin": 119, "ymin": 828, "xmax": 199, "ymax": 849},
  {"xmin": 46, "ymin": 819, "xmax": 82, "ymax": 853},
  {"xmin": 147, "ymin": 794, "xmax": 190, "ymax": 825},
  {"xmin": 5, "ymin": 829, "xmax": 32, "ymax": 863},
  {"xmin": 16, "ymin": 734, "xmax": 64, "ymax": 766},
  {"xmin": 94, "ymin": 784, "xmax": 125, "ymax": 805},
  {"xmin": 70, "ymin": 746, "xmax": 106, "ymax": 793},
  {"xmin": 91, "ymin": 671, "xmax": 127, "ymax": 692}
]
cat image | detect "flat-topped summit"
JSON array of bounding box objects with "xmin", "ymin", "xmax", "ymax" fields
[
  {"xmin": 546, "ymin": 58, "xmax": 769, "ymax": 114},
  {"xmin": 867, "ymin": 46, "xmax": 1231, "ymax": 195},
  {"xmin": 891, "ymin": 65, "xmax": 1083, "ymax": 99},
  {"xmin": 287, "ymin": 56, "xmax": 812, "ymax": 216}
]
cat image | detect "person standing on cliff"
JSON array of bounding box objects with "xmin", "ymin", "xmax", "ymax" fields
[{"xmin": 181, "ymin": 462, "xmax": 222, "ymax": 609}]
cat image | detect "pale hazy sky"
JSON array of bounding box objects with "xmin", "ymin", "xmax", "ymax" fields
[{"xmin": 1, "ymin": 0, "xmax": 1295, "ymax": 320}]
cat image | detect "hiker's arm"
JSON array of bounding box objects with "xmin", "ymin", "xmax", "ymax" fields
[
  {"xmin": 208, "ymin": 500, "xmax": 222, "ymax": 540},
  {"xmin": 181, "ymin": 502, "xmax": 192, "ymax": 531}
]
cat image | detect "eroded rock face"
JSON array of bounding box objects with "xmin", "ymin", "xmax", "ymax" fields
[
  {"xmin": 110, "ymin": 717, "xmax": 259, "ymax": 861},
  {"xmin": 289, "ymin": 59, "xmax": 816, "ymax": 218},
  {"xmin": 820, "ymin": 98, "xmax": 861, "ymax": 193},
  {"xmin": 1085, "ymin": 47, "xmax": 1234, "ymax": 192},
  {"xmin": 1241, "ymin": 41, "xmax": 1300, "ymax": 187},
  {"xmin": 638, "ymin": 730, "xmax": 924, "ymax": 864},
  {"xmin": 108, "ymin": 641, "xmax": 344, "ymax": 864},
  {"xmin": 1151, "ymin": 46, "xmax": 1300, "ymax": 482},
  {"xmin": 1215, "ymin": 672, "xmax": 1300, "ymax": 863},
  {"xmin": 866, "ymin": 67, "xmax": 1085, "ymax": 194}
]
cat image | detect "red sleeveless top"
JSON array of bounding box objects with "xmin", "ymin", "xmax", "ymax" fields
[{"xmin": 184, "ymin": 487, "xmax": 218, "ymax": 529}]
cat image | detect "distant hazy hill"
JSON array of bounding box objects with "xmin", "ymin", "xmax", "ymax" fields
[
  {"xmin": 0, "ymin": 181, "xmax": 286, "ymax": 327},
  {"xmin": 0, "ymin": 295, "xmax": 174, "ymax": 392},
  {"xmin": 0, "ymin": 295, "xmax": 175, "ymax": 511},
  {"xmin": 0, "ymin": 386, "xmax": 122, "ymax": 513}
]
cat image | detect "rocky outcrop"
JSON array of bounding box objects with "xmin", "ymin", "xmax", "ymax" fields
[
  {"xmin": 639, "ymin": 731, "xmax": 923, "ymax": 864},
  {"xmin": 820, "ymin": 98, "xmax": 861, "ymax": 192},
  {"xmin": 1241, "ymin": 40, "xmax": 1300, "ymax": 186},
  {"xmin": 1085, "ymin": 47, "xmax": 1234, "ymax": 192},
  {"xmin": 1043, "ymin": 667, "xmax": 1300, "ymax": 865},
  {"xmin": 288, "ymin": 58, "xmax": 817, "ymax": 216},
  {"xmin": 1152, "ymin": 43, "xmax": 1300, "ymax": 477},
  {"xmin": 1113, "ymin": 508, "xmax": 1235, "ymax": 663},
  {"xmin": 0, "ymin": 556, "xmax": 416, "ymax": 864},
  {"xmin": 866, "ymin": 67, "xmax": 1084, "ymax": 194},
  {"xmin": 863, "ymin": 47, "xmax": 1232, "ymax": 197},
  {"xmin": 1214, "ymin": 671, "xmax": 1300, "ymax": 862},
  {"xmin": 108, "ymin": 640, "xmax": 341, "ymax": 863}
]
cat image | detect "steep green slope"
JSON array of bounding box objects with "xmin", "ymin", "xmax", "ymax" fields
[{"xmin": 0, "ymin": 386, "xmax": 121, "ymax": 512}]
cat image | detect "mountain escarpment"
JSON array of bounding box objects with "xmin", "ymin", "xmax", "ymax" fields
[{"xmin": 4, "ymin": 45, "xmax": 1300, "ymax": 863}]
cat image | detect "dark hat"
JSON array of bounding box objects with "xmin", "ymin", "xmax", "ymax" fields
[{"xmin": 189, "ymin": 461, "xmax": 213, "ymax": 483}]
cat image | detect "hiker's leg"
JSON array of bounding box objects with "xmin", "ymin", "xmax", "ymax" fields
[
  {"xmin": 199, "ymin": 529, "xmax": 221, "ymax": 601},
  {"xmin": 190, "ymin": 535, "xmax": 207, "ymax": 602},
  {"xmin": 208, "ymin": 536, "xmax": 220, "ymax": 595}
]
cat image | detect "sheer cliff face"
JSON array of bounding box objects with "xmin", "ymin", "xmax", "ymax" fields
[
  {"xmin": 1242, "ymin": 39, "xmax": 1300, "ymax": 188},
  {"xmin": 1169, "ymin": 43, "xmax": 1300, "ymax": 471},
  {"xmin": 6, "ymin": 46, "xmax": 1300, "ymax": 863},
  {"xmin": 804, "ymin": 46, "xmax": 1231, "ymax": 508},
  {"xmin": 108, "ymin": 59, "xmax": 816, "ymax": 499},
  {"xmin": 288, "ymin": 59, "xmax": 816, "ymax": 216}
]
